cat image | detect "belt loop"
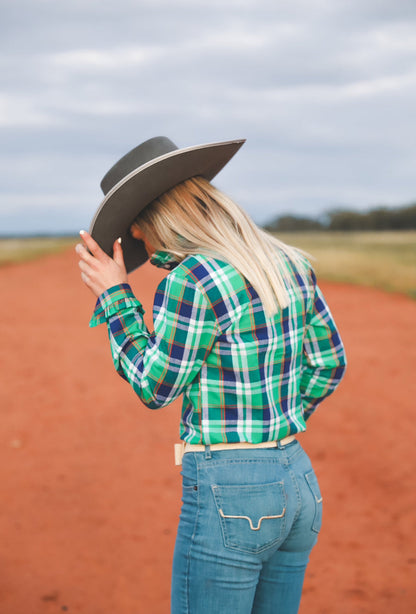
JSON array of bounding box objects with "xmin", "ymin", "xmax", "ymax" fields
[
  {"xmin": 174, "ymin": 443, "xmax": 185, "ymax": 466},
  {"xmin": 204, "ymin": 445, "xmax": 212, "ymax": 460},
  {"xmin": 277, "ymin": 436, "xmax": 293, "ymax": 450}
]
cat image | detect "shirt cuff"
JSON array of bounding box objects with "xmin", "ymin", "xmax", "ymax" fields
[{"xmin": 89, "ymin": 283, "xmax": 144, "ymax": 327}]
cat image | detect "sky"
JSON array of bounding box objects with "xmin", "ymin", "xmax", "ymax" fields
[{"xmin": 1, "ymin": 0, "xmax": 416, "ymax": 234}]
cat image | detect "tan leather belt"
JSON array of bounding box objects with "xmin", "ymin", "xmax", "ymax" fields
[{"xmin": 174, "ymin": 435, "xmax": 296, "ymax": 466}]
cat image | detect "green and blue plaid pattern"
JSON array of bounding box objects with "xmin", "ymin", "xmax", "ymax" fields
[{"xmin": 90, "ymin": 251, "xmax": 346, "ymax": 444}]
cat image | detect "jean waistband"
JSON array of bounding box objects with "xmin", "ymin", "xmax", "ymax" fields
[{"xmin": 174, "ymin": 436, "xmax": 296, "ymax": 466}]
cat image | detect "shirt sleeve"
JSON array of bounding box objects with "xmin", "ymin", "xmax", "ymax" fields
[
  {"xmin": 89, "ymin": 283, "xmax": 143, "ymax": 327},
  {"xmin": 300, "ymin": 281, "xmax": 347, "ymax": 419},
  {"xmin": 89, "ymin": 274, "xmax": 219, "ymax": 409}
]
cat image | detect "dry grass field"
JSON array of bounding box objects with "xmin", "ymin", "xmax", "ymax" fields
[
  {"xmin": 1, "ymin": 231, "xmax": 415, "ymax": 298},
  {"xmin": 0, "ymin": 236, "xmax": 77, "ymax": 266},
  {"xmin": 276, "ymin": 231, "xmax": 416, "ymax": 298}
]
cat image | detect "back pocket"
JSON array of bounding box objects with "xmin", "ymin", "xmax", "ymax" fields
[{"xmin": 211, "ymin": 481, "xmax": 287, "ymax": 554}]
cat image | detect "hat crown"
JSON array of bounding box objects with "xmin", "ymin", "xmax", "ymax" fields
[{"xmin": 100, "ymin": 136, "xmax": 178, "ymax": 195}]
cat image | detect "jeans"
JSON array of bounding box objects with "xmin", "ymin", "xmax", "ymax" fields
[{"xmin": 171, "ymin": 440, "xmax": 322, "ymax": 614}]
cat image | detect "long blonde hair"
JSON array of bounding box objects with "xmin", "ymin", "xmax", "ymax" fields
[{"xmin": 133, "ymin": 176, "xmax": 312, "ymax": 316}]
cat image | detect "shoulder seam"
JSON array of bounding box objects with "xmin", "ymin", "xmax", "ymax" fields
[
  {"xmin": 171, "ymin": 255, "xmax": 230, "ymax": 327},
  {"xmin": 160, "ymin": 256, "xmax": 222, "ymax": 333}
]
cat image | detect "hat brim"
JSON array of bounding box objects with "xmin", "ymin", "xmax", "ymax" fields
[{"xmin": 89, "ymin": 139, "xmax": 245, "ymax": 273}]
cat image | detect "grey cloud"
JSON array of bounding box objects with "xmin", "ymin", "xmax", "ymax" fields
[{"xmin": 1, "ymin": 0, "xmax": 416, "ymax": 233}]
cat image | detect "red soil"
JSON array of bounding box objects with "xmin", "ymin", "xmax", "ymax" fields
[{"xmin": 0, "ymin": 248, "xmax": 415, "ymax": 613}]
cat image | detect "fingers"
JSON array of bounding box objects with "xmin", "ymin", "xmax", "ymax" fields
[
  {"xmin": 75, "ymin": 242, "xmax": 94, "ymax": 264},
  {"xmin": 76, "ymin": 230, "xmax": 128, "ymax": 297},
  {"xmin": 112, "ymin": 237, "xmax": 125, "ymax": 267},
  {"xmin": 77, "ymin": 256, "xmax": 91, "ymax": 275},
  {"xmin": 76, "ymin": 232, "xmax": 102, "ymax": 293},
  {"xmin": 79, "ymin": 230, "xmax": 107, "ymax": 260}
]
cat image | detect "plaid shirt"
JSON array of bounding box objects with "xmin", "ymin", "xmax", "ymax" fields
[{"xmin": 90, "ymin": 251, "xmax": 346, "ymax": 444}]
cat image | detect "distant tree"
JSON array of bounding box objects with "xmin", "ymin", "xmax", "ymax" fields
[
  {"xmin": 263, "ymin": 203, "xmax": 416, "ymax": 232},
  {"xmin": 327, "ymin": 210, "xmax": 369, "ymax": 231},
  {"xmin": 391, "ymin": 204, "xmax": 416, "ymax": 229},
  {"xmin": 327, "ymin": 204, "xmax": 416, "ymax": 231},
  {"xmin": 264, "ymin": 215, "xmax": 325, "ymax": 232},
  {"xmin": 367, "ymin": 207, "xmax": 396, "ymax": 230}
]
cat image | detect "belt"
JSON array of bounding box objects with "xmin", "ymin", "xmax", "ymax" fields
[{"xmin": 174, "ymin": 435, "xmax": 296, "ymax": 466}]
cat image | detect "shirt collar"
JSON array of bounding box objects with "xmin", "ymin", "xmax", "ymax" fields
[{"xmin": 150, "ymin": 250, "xmax": 180, "ymax": 270}]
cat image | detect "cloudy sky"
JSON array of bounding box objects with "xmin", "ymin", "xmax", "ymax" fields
[{"xmin": 1, "ymin": 0, "xmax": 416, "ymax": 234}]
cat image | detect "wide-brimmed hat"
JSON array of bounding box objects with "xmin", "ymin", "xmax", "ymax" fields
[{"xmin": 89, "ymin": 136, "xmax": 246, "ymax": 272}]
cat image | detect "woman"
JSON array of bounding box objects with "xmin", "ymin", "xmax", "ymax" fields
[{"xmin": 76, "ymin": 137, "xmax": 346, "ymax": 614}]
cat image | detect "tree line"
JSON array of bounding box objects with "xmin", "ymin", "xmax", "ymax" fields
[{"xmin": 264, "ymin": 203, "xmax": 416, "ymax": 232}]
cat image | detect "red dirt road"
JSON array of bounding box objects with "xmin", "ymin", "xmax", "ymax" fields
[{"xmin": 0, "ymin": 248, "xmax": 415, "ymax": 613}]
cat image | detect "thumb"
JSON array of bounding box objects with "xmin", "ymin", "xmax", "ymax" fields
[{"xmin": 113, "ymin": 237, "xmax": 125, "ymax": 268}]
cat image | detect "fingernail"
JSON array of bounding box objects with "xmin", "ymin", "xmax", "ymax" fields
[
  {"xmin": 80, "ymin": 230, "xmax": 86, "ymax": 236},
  {"xmin": 117, "ymin": 237, "xmax": 122, "ymax": 244},
  {"xmin": 75, "ymin": 243, "xmax": 83, "ymax": 253}
]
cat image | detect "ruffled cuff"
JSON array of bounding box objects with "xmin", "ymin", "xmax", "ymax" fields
[{"xmin": 89, "ymin": 283, "xmax": 144, "ymax": 327}]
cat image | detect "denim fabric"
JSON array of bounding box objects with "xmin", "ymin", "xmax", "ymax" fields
[{"xmin": 171, "ymin": 440, "xmax": 322, "ymax": 614}]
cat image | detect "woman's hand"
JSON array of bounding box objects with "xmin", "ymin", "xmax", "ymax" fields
[{"xmin": 76, "ymin": 230, "xmax": 128, "ymax": 297}]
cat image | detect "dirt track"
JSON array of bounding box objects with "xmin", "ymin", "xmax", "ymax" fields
[{"xmin": 0, "ymin": 248, "xmax": 415, "ymax": 613}]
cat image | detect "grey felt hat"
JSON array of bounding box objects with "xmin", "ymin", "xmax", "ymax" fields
[{"xmin": 89, "ymin": 136, "xmax": 246, "ymax": 273}]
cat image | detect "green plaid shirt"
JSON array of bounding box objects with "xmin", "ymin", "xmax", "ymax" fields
[{"xmin": 90, "ymin": 251, "xmax": 346, "ymax": 444}]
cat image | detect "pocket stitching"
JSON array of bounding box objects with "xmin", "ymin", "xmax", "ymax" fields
[
  {"xmin": 219, "ymin": 507, "xmax": 286, "ymax": 531},
  {"xmin": 212, "ymin": 481, "xmax": 287, "ymax": 554}
]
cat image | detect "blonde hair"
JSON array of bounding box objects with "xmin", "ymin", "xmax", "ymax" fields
[{"xmin": 133, "ymin": 176, "xmax": 312, "ymax": 316}]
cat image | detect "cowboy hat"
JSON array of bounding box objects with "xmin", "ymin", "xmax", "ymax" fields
[{"xmin": 89, "ymin": 136, "xmax": 246, "ymax": 272}]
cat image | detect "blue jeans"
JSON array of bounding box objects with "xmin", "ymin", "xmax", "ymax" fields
[{"xmin": 171, "ymin": 440, "xmax": 322, "ymax": 614}]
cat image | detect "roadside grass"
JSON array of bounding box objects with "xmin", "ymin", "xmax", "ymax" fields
[
  {"xmin": 1, "ymin": 232, "xmax": 415, "ymax": 298},
  {"xmin": 275, "ymin": 231, "xmax": 416, "ymax": 298},
  {"xmin": 0, "ymin": 236, "xmax": 77, "ymax": 266}
]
